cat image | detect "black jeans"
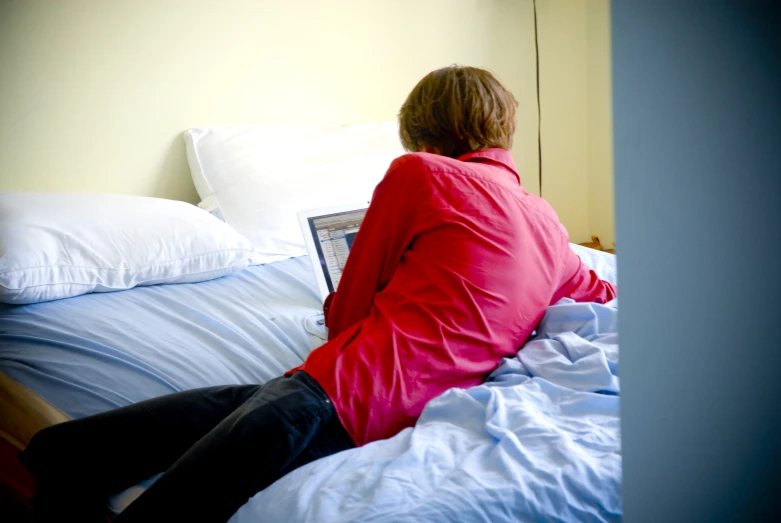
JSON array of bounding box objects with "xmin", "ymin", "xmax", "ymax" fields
[{"xmin": 18, "ymin": 371, "xmax": 354, "ymax": 522}]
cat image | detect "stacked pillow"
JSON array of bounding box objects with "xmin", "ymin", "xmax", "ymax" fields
[
  {"xmin": 0, "ymin": 122, "xmax": 404, "ymax": 305},
  {"xmin": 183, "ymin": 122, "xmax": 404, "ymax": 263},
  {"xmin": 0, "ymin": 192, "xmax": 256, "ymax": 304}
]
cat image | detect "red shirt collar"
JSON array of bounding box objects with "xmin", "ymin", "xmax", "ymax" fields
[{"xmin": 457, "ymin": 148, "xmax": 521, "ymax": 185}]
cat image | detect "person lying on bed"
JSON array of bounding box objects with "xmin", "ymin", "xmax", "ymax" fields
[{"xmin": 19, "ymin": 65, "xmax": 617, "ymax": 523}]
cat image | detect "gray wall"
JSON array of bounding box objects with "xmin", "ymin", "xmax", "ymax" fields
[{"xmin": 612, "ymin": 1, "xmax": 781, "ymax": 521}]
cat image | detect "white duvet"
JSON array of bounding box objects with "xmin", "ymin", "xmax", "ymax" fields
[
  {"xmin": 110, "ymin": 246, "xmax": 620, "ymax": 522},
  {"xmin": 230, "ymin": 297, "xmax": 621, "ymax": 523}
]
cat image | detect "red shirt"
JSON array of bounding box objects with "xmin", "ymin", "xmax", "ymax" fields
[{"xmin": 289, "ymin": 149, "xmax": 616, "ymax": 446}]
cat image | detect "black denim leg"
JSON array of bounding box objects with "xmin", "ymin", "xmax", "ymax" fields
[
  {"xmin": 20, "ymin": 384, "xmax": 263, "ymax": 491},
  {"xmin": 114, "ymin": 371, "xmax": 353, "ymax": 523},
  {"xmin": 20, "ymin": 383, "xmax": 264, "ymax": 522}
]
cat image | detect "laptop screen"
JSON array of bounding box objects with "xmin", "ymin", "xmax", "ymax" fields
[{"xmin": 306, "ymin": 209, "xmax": 367, "ymax": 292}]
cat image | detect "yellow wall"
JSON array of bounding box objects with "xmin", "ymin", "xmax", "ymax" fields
[
  {"xmin": 0, "ymin": 0, "xmax": 613, "ymax": 244},
  {"xmin": 0, "ymin": 0, "xmax": 538, "ymax": 204},
  {"xmin": 538, "ymin": 0, "xmax": 614, "ymax": 245},
  {"xmin": 586, "ymin": 0, "xmax": 615, "ymax": 249},
  {"xmin": 538, "ymin": 0, "xmax": 590, "ymax": 243}
]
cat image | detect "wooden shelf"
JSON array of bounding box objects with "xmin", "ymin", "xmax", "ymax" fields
[{"xmin": 579, "ymin": 236, "xmax": 615, "ymax": 254}]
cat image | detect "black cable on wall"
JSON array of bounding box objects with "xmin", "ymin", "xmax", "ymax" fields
[{"xmin": 533, "ymin": 0, "xmax": 542, "ymax": 197}]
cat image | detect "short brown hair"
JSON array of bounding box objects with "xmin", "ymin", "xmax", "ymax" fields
[{"xmin": 398, "ymin": 65, "xmax": 518, "ymax": 158}]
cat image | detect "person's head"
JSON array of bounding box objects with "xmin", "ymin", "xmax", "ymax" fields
[{"xmin": 398, "ymin": 65, "xmax": 518, "ymax": 158}]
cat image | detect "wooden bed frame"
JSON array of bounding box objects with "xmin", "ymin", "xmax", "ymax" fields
[
  {"xmin": 0, "ymin": 372, "xmax": 69, "ymax": 450},
  {"xmin": 0, "ymin": 372, "xmax": 70, "ymax": 522}
]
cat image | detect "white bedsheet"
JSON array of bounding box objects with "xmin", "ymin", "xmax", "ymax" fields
[
  {"xmin": 229, "ymin": 298, "xmax": 621, "ymax": 523},
  {"xmin": 106, "ymin": 246, "xmax": 619, "ymax": 520}
]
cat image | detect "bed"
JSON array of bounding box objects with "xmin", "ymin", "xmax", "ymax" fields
[
  {"xmin": 0, "ymin": 246, "xmax": 619, "ymax": 522},
  {"xmin": 0, "ymin": 123, "xmax": 621, "ymax": 521}
]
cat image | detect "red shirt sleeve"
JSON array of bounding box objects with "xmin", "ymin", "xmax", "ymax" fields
[
  {"xmin": 553, "ymin": 243, "xmax": 617, "ymax": 304},
  {"xmin": 325, "ymin": 155, "xmax": 431, "ymax": 340}
]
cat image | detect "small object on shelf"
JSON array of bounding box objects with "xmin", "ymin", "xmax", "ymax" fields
[
  {"xmin": 579, "ymin": 235, "xmax": 603, "ymax": 251},
  {"xmin": 579, "ymin": 236, "xmax": 616, "ymax": 254}
]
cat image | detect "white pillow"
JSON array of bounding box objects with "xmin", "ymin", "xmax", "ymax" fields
[
  {"xmin": 184, "ymin": 122, "xmax": 405, "ymax": 263},
  {"xmin": 569, "ymin": 243, "xmax": 617, "ymax": 285},
  {"xmin": 0, "ymin": 192, "xmax": 256, "ymax": 305}
]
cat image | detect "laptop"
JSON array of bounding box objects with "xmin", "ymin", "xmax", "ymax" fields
[{"xmin": 298, "ymin": 202, "xmax": 369, "ymax": 301}]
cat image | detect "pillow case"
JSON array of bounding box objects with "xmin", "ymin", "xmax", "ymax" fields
[
  {"xmin": 0, "ymin": 192, "xmax": 256, "ymax": 305},
  {"xmin": 183, "ymin": 122, "xmax": 405, "ymax": 264},
  {"xmin": 569, "ymin": 243, "xmax": 617, "ymax": 285}
]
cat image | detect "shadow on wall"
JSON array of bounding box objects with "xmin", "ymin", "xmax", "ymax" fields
[{"xmin": 152, "ymin": 135, "xmax": 200, "ymax": 204}]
